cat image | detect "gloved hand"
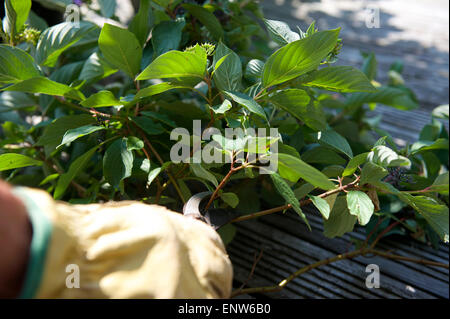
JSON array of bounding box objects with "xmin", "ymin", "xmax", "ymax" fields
[{"xmin": 12, "ymin": 187, "xmax": 233, "ymax": 299}]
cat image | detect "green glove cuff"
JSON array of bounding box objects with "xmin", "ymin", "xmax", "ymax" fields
[{"xmin": 13, "ymin": 187, "xmax": 53, "ymax": 299}]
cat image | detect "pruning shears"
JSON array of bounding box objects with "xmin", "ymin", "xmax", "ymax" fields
[{"xmin": 182, "ymin": 191, "xmax": 240, "ymax": 230}]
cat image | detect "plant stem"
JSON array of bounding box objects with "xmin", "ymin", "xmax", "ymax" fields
[
  {"xmin": 230, "ymin": 176, "xmax": 360, "ymax": 224},
  {"xmin": 206, "ymin": 109, "xmax": 215, "ymax": 129},
  {"xmin": 369, "ymin": 217, "xmax": 407, "ymax": 249},
  {"xmin": 402, "ymin": 187, "xmax": 432, "ymax": 194},
  {"xmin": 369, "ymin": 250, "xmax": 449, "ymax": 268},
  {"xmin": 192, "ymin": 88, "xmax": 209, "ymax": 102},
  {"xmin": 134, "ymin": 80, "xmax": 141, "ymax": 116},
  {"xmin": 230, "ymin": 247, "xmax": 448, "ymax": 298},
  {"xmin": 135, "ymin": 125, "xmax": 186, "ymax": 203},
  {"xmin": 231, "ymin": 248, "xmax": 366, "ymax": 297},
  {"xmin": 53, "ymin": 96, "xmax": 117, "ymax": 119},
  {"xmin": 253, "ymin": 88, "xmax": 265, "ymax": 100},
  {"xmin": 54, "ymin": 96, "xmax": 91, "ymax": 114},
  {"xmin": 231, "ymin": 201, "xmax": 448, "ymax": 298},
  {"xmin": 204, "ymin": 157, "xmax": 238, "ymax": 211}
]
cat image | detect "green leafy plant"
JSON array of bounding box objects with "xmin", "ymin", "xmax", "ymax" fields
[{"xmin": 1, "ymin": 0, "xmax": 448, "ymax": 296}]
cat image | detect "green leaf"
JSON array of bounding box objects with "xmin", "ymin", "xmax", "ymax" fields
[
  {"xmin": 81, "ymin": 90, "xmax": 121, "ymax": 108},
  {"xmin": 422, "ymin": 152, "xmax": 442, "ymax": 180},
  {"xmin": 49, "ymin": 61, "xmax": 83, "ymax": 85},
  {"xmin": 264, "ymin": 19, "xmax": 300, "ymax": 46},
  {"xmin": 299, "ymin": 21, "xmax": 318, "ymax": 38},
  {"xmin": 0, "ymin": 91, "xmax": 36, "ymax": 113},
  {"xmin": 277, "ymin": 153, "xmax": 335, "ymax": 190},
  {"xmin": 270, "ymin": 173, "xmax": 310, "ymax": 229},
  {"xmin": 301, "ymin": 146, "xmax": 347, "ymax": 166},
  {"xmin": 134, "ymin": 82, "xmax": 190, "ymax": 101},
  {"xmin": 126, "ymin": 136, "xmax": 144, "ymax": 151},
  {"xmin": 140, "ymin": 111, "xmax": 176, "ymax": 128},
  {"xmin": 301, "ymin": 66, "xmax": 376, "ymax": 92},
  {"xmin": 309, "ymin": 195, "xmax": 331, "ymax": 220},
  {"xmin": 432, "ymin": 104, "xmax": 449, "ymax": 120},
  {"xmin": 98, "ymin": 0, "xmax": 116, "ymax": 18},
  {"xmin": 151, "ymin": 19, "xmax": 185, "ymax": 57},
  {"xmin": 0, "ymin": 45, "xmax": 40, "ymax": 86},
  {"xmin": 39, "ymin": 173, "xmax": 59, "ymax": 186},
  {"xmin": 136, "ymin": 49, "xmax": 207, "ymax": 81},
  {"xmin": 2, "ymin": 76, "xmax": 85, "ymax": 101},
  {"xmin": 151, "ymin": 0, "xmax": 173, "ymax": 8},
  {"xmin": 132, "ymin": 116, "xmax": 165, "ymax": 135},
  {"xmin": 212, "ymin": 133, "xmax": 247, "ymax": 152},
  {"xmin": 245, "ymin": 136, "xmax": 279, "ymax": 154},
  {"xmin": 147, "ymin": 167, "xmax": 161, "ymax": 187},
  {"xmin": 36, "ymin": 114, "xmax": 96, "ymax": 156},
  {"xmin": 262, "ymin": 29, "xmax": 340, "ymax": 88},
  {"xmin": 211, "ymin": 99, "xmax": 232, "ymax": 114},
  {"xmin": 98, "ymin": 23, "xmax": 142, "ymax": 78},
  {"xmin": 190, "ymin": 163, "xmax": 218, "ymax": 187},
  {"xmin": 36, "ymin": 21, "xmax": 98, "ymax": 67},
  {"xmin": 323, "ymin": 196, "xmax": 357, "ymax": 238},
  {"xmin": 360, "ymin": 162, "xmax": 388, "ymax": 186},
  {"xmin": 4, "ymin": 0, "xmax": 31, "ymax": 40},
  {"xmin": 429, "ymin": 172, "xmax": 449, "ymax": 195},
  {"xmin": 373, "ymin": 136, "xmax": 388, "ymax": 147},
  {"xmin": 183, "ymin": 4, "xmax": 224, "ymax": 40},
  {"xmin": 269, "ymin": 89, "xmax": 326, "ymax": 131},
  {"xmin": 419, "ymin": 122, "xmax": 442, "ymax": 141},
  {"xmin": 244, "ymin": 59, "xmax": 264, "ymax": 82},
  {"xmin": 0, "ymin": 153, "xmax": 42, "ymax": 171},
  {"xmin": 278, "ymin": 143, "xmax": 301, "ymax": 158},
  {"xmin": 212, "ymin": 54, "xmax": 230, "ymax": 77},
  {"xmin": 27, "ymin": 10, "xmax": 48, "ymax": 32},
  {"xmin": 368, "ymin": 145, "xmax": 411, "ymax": 167},
  {"xmin": 346, "ymin": 191, "xmax": 374, "ymax": 225},
  {"xmin": 343, "ymin": 152, "xmax": 368, "ymax": 177},
  {"xmin": 324, "ymin": 193, "xmax": 339, "ymax": 212},
  {"xmin": 54, "ymin": 146, "xmax": 98, "ymax": 199},
  {"xmin": 103, "ymin": 138, "xmax": 134, "ymax": 189},
  {"xmin": 346, "ymin": 86, "xmax": 418, "ymax": 110},
  {"xmin": 316, "ymin": 129, "xmax": 353, "ymax": 158},
  {"xmin": 128, "ymin": 0, "xmax": 153, "ymax": 46},
  {"xmin": 411, "ymin": 138, "xmax": 449, "ymax": 154},
  {"xmin": 322, "ymin": 165, "xmax": 344, "ymax": 178},
  {"xmin": 57, "ymin": 124, "xmax": 105, "ymax": 148},
  {"xmin": 224, "ymin": 91, "xmax": 267, "ymax": 120},
  {"xmin": 402, "ymin": 194, "xmax": 449, "ymax": 243},
  {"xmin": 78, "ymin": 51, "xmax": 118, "ymax": 82},
  {"xmin": 294, "ymin": 183, "xmax": 315, "ymax": 200},
  {"xmin": 361, "ymin": 52, "xmax": 377, "ymax": 80},
  {"xmin": 217, "ymin": 223, "xmax": 237, "ymax": 246},
  {"xmin": 220, "ymin": 192, "xmax": 239, "ymax": 208},
  {"xmin": 213, "ymin": 42, "xmax": 242, "ymax": 92}
]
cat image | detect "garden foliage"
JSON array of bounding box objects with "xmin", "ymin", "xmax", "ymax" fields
[{"xmin": 0, "ymin": 0, "xmax": 448, "ymax": 247}]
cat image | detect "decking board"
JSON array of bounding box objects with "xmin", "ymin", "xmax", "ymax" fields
[{"xmin": 229, "ymin": 210, "xmax": 448, "ymax": 298}]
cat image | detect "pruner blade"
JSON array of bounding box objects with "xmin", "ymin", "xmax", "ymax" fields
[{"xmin": 182, "ymin": 191, "xmax": 240, "ymax": 230}]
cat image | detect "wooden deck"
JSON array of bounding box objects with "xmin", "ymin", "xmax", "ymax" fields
[
  {"xmin": 229, "ymin": 208, "xmax": 449, "ymax": 299},
  {"xmin": 228, "ymin": 0, "xmax": 449, "ymax": 299}
]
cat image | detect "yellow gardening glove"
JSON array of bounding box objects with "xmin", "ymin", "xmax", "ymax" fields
[{"xmin": 13, "ymin": 187, "xmax": 233, "ymax": 299}]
